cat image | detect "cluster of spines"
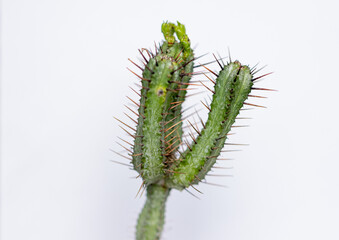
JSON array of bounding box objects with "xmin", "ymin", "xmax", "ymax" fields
[{"xmin": 114, "ymin": 21, "xmax": 273, "ymax": 192}]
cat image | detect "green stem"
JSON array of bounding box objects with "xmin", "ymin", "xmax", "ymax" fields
[{"xmin": 136, "ymin": 184, "xmax": 170, "ymax": 240}]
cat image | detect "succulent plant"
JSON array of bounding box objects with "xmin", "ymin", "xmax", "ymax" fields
[{"xmin": 114, "ymin": 21, "xmax": 272, "ymax": 240}]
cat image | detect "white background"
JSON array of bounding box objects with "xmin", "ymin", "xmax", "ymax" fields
[{"xmin": 1, "ymin": 0, "xmax": 339, "ymax": 239}]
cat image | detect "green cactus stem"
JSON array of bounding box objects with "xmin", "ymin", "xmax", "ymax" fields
[
  {"xmin": 115, "ymin": 21, "xmax": 270, "ymax": 240},
  {"xmin": 136, "ymin": 185, "xmax": 170, "ymax": 240},
  {"xmin": 168, "ymin": 63, "xmax": 253, "ymax": 189},
  {"xmin": 130, "ymin": 21, "xmax": 194, "ymax": 185}
]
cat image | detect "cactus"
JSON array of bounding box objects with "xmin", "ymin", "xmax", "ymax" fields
[{"xmin": 115, "ymin": 21, "xmax": 272, "ymax": 240}]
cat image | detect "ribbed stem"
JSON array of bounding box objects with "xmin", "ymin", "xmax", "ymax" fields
[{"xmin": 136, "ymin": 184, "xmax": 170, "ymax": 240}]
